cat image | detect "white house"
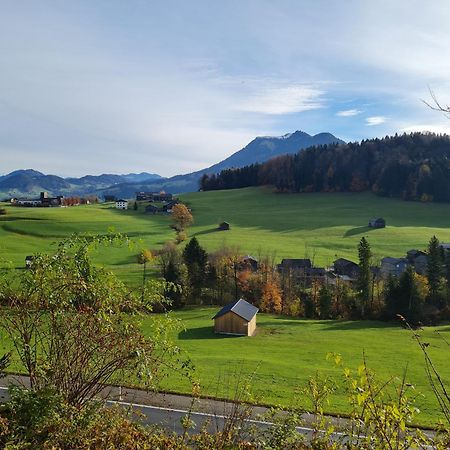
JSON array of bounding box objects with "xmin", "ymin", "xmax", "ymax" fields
[{"xmin": 115, "ymin": 199, "xmax": 128, "ymax": 210}]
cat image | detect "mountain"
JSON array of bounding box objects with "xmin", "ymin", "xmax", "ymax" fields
[
  {"xmin": 0, "ymin": 170, "xmax": 163, "ymax": 199},
  {"xmin": 0, "ymin": 131, "xmax": 343, "ymax": 198},
  {"xmin": 100, "ymin": 130, "xmax": 344, "ymax": 197},
  {"xmin": 206, "ymin": 131, "xmax": 345, "ymax": 174}
]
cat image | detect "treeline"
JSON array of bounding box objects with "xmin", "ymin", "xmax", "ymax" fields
[
  {"xmin": 156, "ymin": 236, "xmax": 450, "ymax": 325},
  {"xmin": 200, "ymin": 132, "xmax": 450, "ymax": 202}
]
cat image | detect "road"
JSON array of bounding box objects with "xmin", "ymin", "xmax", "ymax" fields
[{"xmin": 0, "ymin": 376, "xmax": 437, "ymax": 447}]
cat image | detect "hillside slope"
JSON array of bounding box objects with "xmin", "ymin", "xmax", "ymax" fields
[
  {"xmin": 2, "ymin": 188, "xmax": 450, "ymax": 275},
  {"xmin": 201, "ymin": 132, "xmax": 450, "ymax": 203}
]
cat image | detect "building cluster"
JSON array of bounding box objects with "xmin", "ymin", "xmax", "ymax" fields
[
  {"xmin": 145, "ymin": 200, "xmax": 179, "ymax": 214},
  {"xmin": 12, "ymin": 192, "xmax": 64, "ymax": 207},
  {"xmin": 238, "ymin": 245, "xmax": 449, "ymax": 288},
  {"xmin": 135, "ymin": 191, "xmax": 173, "ymax": 202},
  {"xmin": 114, "ymin": 192, "xmax": 179, "ymax": 213}
]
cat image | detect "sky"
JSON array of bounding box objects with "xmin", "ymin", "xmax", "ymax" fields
[{"xmin": 1, "ymin": 0, "xmax": 450, "ymax": 177}]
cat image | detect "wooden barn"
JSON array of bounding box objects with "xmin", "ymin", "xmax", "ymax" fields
[
  {"xmin": 368, "ymin": 217, "xmax": 386, "ymax": 228},
  {"xmin": 212, "ymin": 299, "xmax": 258, "ymax": 336}
]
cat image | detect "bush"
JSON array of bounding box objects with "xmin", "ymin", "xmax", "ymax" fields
[{"xmin": 0, "ymin": 208, "xmax": 6, "ymax": 215}]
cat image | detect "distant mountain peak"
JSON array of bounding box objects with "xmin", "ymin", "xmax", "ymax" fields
[{"xmin": 204, "ymin": 130, "xmax": 344, "ymax": 175}]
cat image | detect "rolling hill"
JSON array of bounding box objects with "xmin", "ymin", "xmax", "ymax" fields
[{"xmin": 2, "ymin": 187, "xmax": 450, "ymax": 284}]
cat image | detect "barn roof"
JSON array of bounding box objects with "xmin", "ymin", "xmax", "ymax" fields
[{"xmin": 212, "ymin": 299, "xmax": 258, "ymax": 322}]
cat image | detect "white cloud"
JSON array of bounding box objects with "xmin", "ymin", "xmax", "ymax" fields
[
  {"xmin": 366, "ymin": 116, "xmax": 387, "ymax": 126},
  {"xmin": 238, "ymin": 85, "xmax": 325, "ymax": 115},
  {"xmin": 336, "ymin": 109, "xmax": 362, "ymax": 117}
]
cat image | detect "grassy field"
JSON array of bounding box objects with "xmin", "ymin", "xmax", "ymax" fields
[
  {"xmin": 143, "ymin": 307, "xmax": 449, "ymax": 427},
  {"xmin": 1, "ymin": 188, "xmax": 449, "ymax": 425},
  {"xmin": 1, "ymin": 188, "xmax": 450, "ymax": 285},
  {"xmin": 1, "ymin": 306, "xmax": 448, "ymax": 426}
]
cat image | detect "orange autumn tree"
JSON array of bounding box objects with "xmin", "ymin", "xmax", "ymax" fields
[
  {"xmin": 171, "ymin": 204, "xmax": 193, "ymax": 242},
  {"xmin": 260, "ymin": 276, "xmax": 282, "ymax": 314}
]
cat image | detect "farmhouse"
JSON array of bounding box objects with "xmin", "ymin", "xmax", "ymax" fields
[
  {"xmin": 145, "ymin": 204, "xmax": 159, "ymax": 214},
  {"xmin": 368, "ymin": 217, "xmax": 386, "ymax": 228},
  {"xmin": 115, "ymin": 199, "xmax": 128, "ymax": 210},
  {"xmin": 212, "ymin": 299, "xmax": 258, "ymax": 336},
  {"xmin": 218, "ymin": 221, "xmax": 230, "ymax": 231},
  {"xmin": 278, "ymin": 258, "xmax": 312, "ymax": 272},
  {"xmin": 241, "ymin": 255, "xmax": 258, "ymax": 271},
  {"xmin": 333, "ymin": 258, "xmax": 360, "ymax": 279},
  {"xmin": 161, "ymin": 200, "xmax": 179, "ymax": 213},
  {"xmin": 406, "ymin": 249, "xmax": 428, "ymax": 275},
  {"xmin": 380, "ymin": 257, "xmax": 409, "ymax": 278},
  {"xmin": 14, "ymin": 192, "xmax": 63, "ymax": 207}
]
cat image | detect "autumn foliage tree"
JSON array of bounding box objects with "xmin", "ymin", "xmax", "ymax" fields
[{"xmin": 171, "ymin": 203, "xmax": 193, "ymax": 232}]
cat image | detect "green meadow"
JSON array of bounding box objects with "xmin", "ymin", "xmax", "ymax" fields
[
  {"xmin": 0, "ymin": 306, "xmax": 448, "ymax": 426},
  {"xmin": 148, "ymin": 307, "xmax": 449, "ymax": 427},
  {"xmin": 1, "ymin": 187, "xmax": 450, "ymax": 425},
  {"xmin": 1, "ymin": 187, "xmax": 450, "ymax": 285}
]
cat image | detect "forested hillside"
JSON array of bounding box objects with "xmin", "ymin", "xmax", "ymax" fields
[{"xmin": 200, "ymin": 132, "xmax": 450, "ymax": 202}]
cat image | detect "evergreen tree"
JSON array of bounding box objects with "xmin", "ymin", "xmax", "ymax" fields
[
  {"xmin": 133, "ymin": 201, "xmax": 138, "ymax": 211},
  {"xmin": 357, "ymin": 236, "xmax": 372, "ymax": 318},
  {"xmin": 164, "ymin": 259, "xmax": 185, "ymax": 309},
  {"xmin": 444, "ymin": 249, "xmax": 450, "ymax": 304},
  {"xmin": 397, "ymin": 266, "xmax": 423, "ymax": 324},
  {"xmin": 182, "ymin": 237, "xmax": 208, "ymax": 302},
  {"xmin": 426, "ymin": 235, "xmax": 444, "ymax": 307}
]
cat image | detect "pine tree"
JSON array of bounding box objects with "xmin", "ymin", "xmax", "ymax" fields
[
  {"xmin": 164, "ymin": 259, "xmax": 185, "ymax": 309},
  {"xmin": 182, "ymin": 237, "xmax": 208, "ymax": 302},
  {"xmin": 357, "ymin": 236, "xmax": 372, "ymax": 318},
  {"xmin": 426, "ymin": 235, "xmax": 443, "ymax": 307}
]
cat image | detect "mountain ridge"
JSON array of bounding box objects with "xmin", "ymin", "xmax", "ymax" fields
[{"xmin": 0, "ymin": 130, "xmax": 344, "ymax": 198}]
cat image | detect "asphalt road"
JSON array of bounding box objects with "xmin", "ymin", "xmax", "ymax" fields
[{"xmin": 0, "ymin": 377, "xmax": 437, "ymax": 448}]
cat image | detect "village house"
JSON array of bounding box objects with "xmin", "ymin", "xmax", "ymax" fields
[
  {"xmin": 368, "ymin": 217, "xmax": 386, "ymax": 228},
  {"xmin": 278, "ymin": 258, "xmax": 312, "ymax": 272},
  {"xmin": 212, "ymin": 299, "xmax": 258, "ymax": 336},
  {"xmin": 406, "ymin": 249, "xmax": 428, "ymax": 275},
  {"xmin": 380, "ymin": 257, "xmax": 409, "ymax": 278},
  {"xmin": 326, "ymin": 271, "xmax": 354, "ymax": 286},
  {"xmin": 332, "ymin": 258, "xmax": 360, "ymax": 279},
  {"xmin": 145, "ymin": 200, "xmax": 180, "ymax": 215},
  {"xmin": 115, "ymin": 199, "xmax": 128, "ymax": 210},
  {"xmin": 14, "ymin": 192, "xmax": 63, "ymax": 207},
  {"xmin": 161, "ymin": 200, "xmax": 179, "ymax": 213},
  {"xmin": 241, "ymin": 255, "xmax": 258, "ymax": 272},
  {"xmin": 145, "ymin": 204, "xmax": 159, "ymax": 214}
]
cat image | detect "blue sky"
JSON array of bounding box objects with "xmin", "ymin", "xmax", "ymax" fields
[{"xmin": 1, "ymin": 0, "xmax": 450, "ymax": 176}]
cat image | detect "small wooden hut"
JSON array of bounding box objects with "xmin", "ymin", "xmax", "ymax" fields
[
  {"xmin": 368, "ymin": 217, "xmax": 386, "ymax": 228},
  {"xmin": 218, "ymin": 221, "xmax": 230, "ymax": 231},
  {"xmin": 212, "ymin": 299, "xmax": 258, "ymax": 336}
]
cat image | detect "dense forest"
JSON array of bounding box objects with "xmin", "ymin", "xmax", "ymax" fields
[{"xmin": 200, "ymin": 132, "xmax": 450, "ymax": 202}]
